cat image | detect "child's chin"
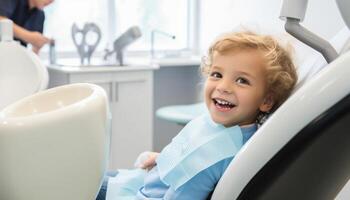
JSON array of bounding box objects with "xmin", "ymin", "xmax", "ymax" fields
[{"xmin": 211, "ymin": 115, "xmax": 227, "ymax": 125}]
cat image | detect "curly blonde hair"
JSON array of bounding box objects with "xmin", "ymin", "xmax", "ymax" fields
[{"xmin": 202, "ymin": 31, "xmax": 298, "ymax": 115}]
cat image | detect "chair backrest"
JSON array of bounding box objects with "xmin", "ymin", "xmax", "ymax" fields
[
  {"xmin": 0, "ymin": 41, "xmax": 48, "ymax": 111},
  {"xmin": 235, "ymin": 93, "xmax": 350, "ymax": 200}
]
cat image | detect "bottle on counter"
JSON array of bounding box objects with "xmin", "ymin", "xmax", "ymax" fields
[{"xmin": 49, "ymin": 39, "xmax": 56, "ymax": 65}]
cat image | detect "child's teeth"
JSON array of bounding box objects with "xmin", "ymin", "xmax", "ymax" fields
[{"xmin": 217, "ymin": 99, "xmax": 230, "ymax": 105}]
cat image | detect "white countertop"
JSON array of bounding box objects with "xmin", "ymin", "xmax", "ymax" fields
[
  {"xmin": 47, "ymin": 58, "xmax": 158, "ymax": 73},
  {"xmin": 47, "ymin": 56, "xmax": 201, "ymax": 73}
]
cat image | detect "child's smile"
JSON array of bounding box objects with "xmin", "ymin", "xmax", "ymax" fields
[{"xmin": 212, "ymin": 98, "xmax": 236, "ymax": 112}]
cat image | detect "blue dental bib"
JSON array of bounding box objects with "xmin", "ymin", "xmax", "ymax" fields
[
  {"xmin": 156, "ymin": 114, "xmax": 243, "ymax": 190},
  {"xmin": 106, "ymin": 169, "xmax": 147, "ymax": 200}
]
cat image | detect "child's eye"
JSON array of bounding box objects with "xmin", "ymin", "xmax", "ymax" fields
[
  {"xmin": 236, "ymin": 77, "xmax": 250, "ymax": 85},
  {"xmin": 210, "ymin": 72, "xmax": 222, "ymax": 78}
]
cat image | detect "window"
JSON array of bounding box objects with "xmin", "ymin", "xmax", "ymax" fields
[
  {"xmin": 114, "ymin": 0, "xmax": 188, "ymax": 51},
  {"xmin": 199, "ymin": 0, "xmax": 240, "ymax": 54},
  {"xmin": 43, "ymin": 0, "xmax": 191, "ymax": 56},
  {"xmin": 198, "ymin": 0, "xmax": 288, "ymax": 54},
  {"xmin": 44, "ymin": 0, "xmax": 109, "ymax": 53}
]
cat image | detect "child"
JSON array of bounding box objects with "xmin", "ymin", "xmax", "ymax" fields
[{"xmin": 97, "ymin": 31, "xmax": 298, "ymax": 200}]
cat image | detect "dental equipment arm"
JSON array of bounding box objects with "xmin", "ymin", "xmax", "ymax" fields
[
  {"xmin": 104, "ymin": 26, "xmax": 142, "ymax": 66},
  {"xmin": 280, "ymin": 0, "xmax": 339, "ymax": 63}
]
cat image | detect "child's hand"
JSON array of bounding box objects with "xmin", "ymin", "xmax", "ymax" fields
[
  {"xmin": 141, "ymin": 152, "xmax": 159, "ymax": 170},
  {"xmin": 134, "ymin": 151, "xmax": 159, "ymax": 170}
]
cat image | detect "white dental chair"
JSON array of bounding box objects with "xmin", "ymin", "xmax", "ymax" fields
[
  {"xmin": 0, "ymin": 83, "xmax": 110, "ymax": 200},
  {"xmin": 0, "ymin": 19, "xmax": 48, "ymax": 111},
  {"xmin": 0, "ymin": 19, "xmax": 109, "ymax": 200},
  {"xmin": 211, "ymin": 0, "xmax": 350, "ymax": 199}
]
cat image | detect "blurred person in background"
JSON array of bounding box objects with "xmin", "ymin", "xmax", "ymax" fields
[{"xmin": 0, "ymin": 0, "xmax": 54, "ymax": 53}]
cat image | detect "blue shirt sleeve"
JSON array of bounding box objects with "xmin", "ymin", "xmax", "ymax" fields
[
  {"xmin": 25, "ymin": 9, "xmax": 45, "ymax": 33},
  {"xmin": 0, "ymin": 0, "xmax": 17, "ymax": 17}
]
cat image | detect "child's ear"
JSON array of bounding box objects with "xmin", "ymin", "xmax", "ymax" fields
[{"xmin": 260, "ymin": 94, "xmax": 274, "ymax": 112}]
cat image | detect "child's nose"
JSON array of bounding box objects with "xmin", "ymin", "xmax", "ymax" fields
[{"xmin": 216, "ymin": 79, "xmax": 233, "ymax": 94}]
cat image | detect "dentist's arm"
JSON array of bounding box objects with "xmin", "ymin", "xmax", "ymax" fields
[{"xmin": 0, "ymin": 16, "xmax": 50, "ymax": 53}]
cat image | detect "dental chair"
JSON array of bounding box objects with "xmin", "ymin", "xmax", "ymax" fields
[
  {"xmin": 0, "ymin": 83, "xmax": 110, "ymax": 200},
  {"xmin": 0, "ymin": 19, "xmax": 109, "ymax": 200},
  {"xmin": 211, "ymin": 0, "xmax": 350, "ymax": 199},
  {"xmin": 0, "ymin": 19, "xmax": 49, "ymax": 110}
]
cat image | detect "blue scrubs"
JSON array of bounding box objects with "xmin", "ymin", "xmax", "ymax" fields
[
  {"xmin": 0, "ymin": 0, "xmax": 45, "ymax": 46},
  {"xmin": 97, "ymin": 125, "xmax": 257, "ymax": 200}
]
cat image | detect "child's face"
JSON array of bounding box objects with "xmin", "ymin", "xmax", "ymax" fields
[{"xmin": 204, "ymin": 49, "xmax": 274, "ymax": 127}]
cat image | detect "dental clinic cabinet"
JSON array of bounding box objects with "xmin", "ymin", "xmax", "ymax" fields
[{"xmin": 47, "ymin": 64, "xmax": 159, "ymax": 169}]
